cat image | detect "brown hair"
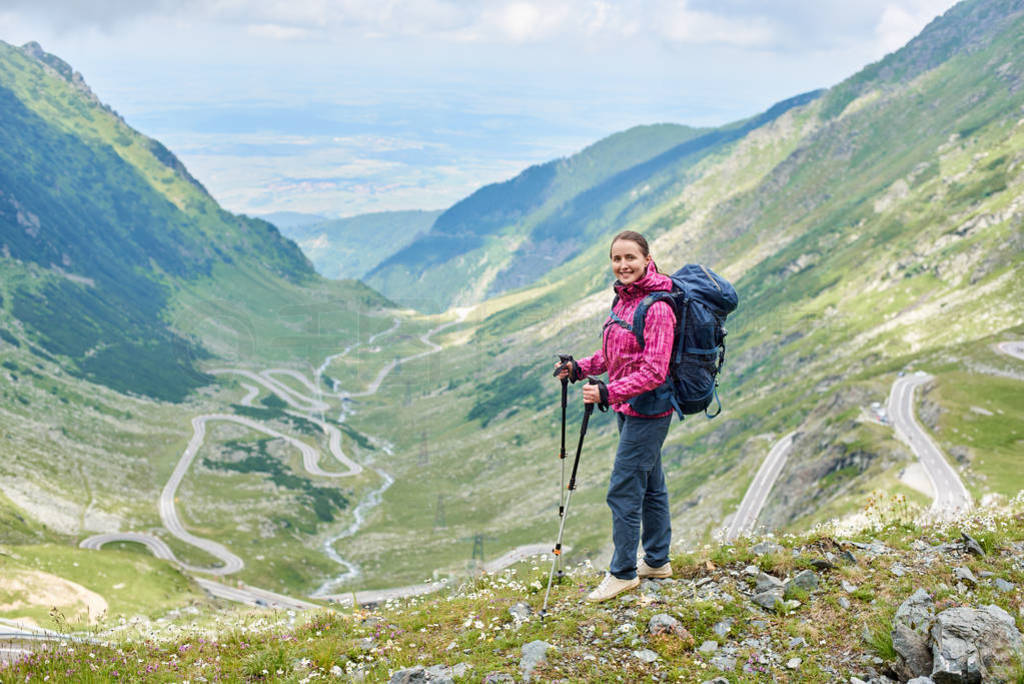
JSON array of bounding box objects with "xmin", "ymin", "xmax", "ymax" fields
[{"xmin": 609, "ymin": 230, "xmax": 650, "ymax": 257}]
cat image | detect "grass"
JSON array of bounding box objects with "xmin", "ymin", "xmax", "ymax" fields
[
  {"xmin": 0, "ymin": 544, "xmax": 205, "ymax": 625},
  {"xmin": 8, "ymin": 500, "xmax": 1024, "ymax": 682}
]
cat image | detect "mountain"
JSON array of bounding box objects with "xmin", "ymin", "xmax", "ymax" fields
[
  {"xmin": 0, "ymin": 40, "xmax": 397, "ymax": 599},
  {"xmin": 0, "ymin": 41, "xmax": 336, "ymax": 400},
  {"xmin": 363, "ymin": 98, "xmax": 822, "ymax": 313},
  {"xmin": 256, "ymin": 211, "xmax": 328, "ymax": 229},
  {"xmin": 0, "ymin": 0, "xmax": 1022, "ymax": 618},
  {"xmin": 324, "ymin": 0, "xmax": 1024, "ymax": 589},
  {"xmin": 275, "ymin": 209, "xmax": 442, "ymax": 280}
]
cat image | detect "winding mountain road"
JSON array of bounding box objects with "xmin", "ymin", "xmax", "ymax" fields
[
  {"xmin": 888, "ymin": 372, "xmax": 972, "ymax": 517},
  {"xmin": 995, "ymin": 341, "xmax": 1024, "ymax": 362},
  {"xmin": 722, "ymin": 432, "xmax": 796, "ymax": 542},
  {"xmin": 82, "ymin": 310, "xmax": 549, "ymax": 609}
]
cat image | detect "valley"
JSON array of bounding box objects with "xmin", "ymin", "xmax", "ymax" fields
[{"xmin": 1, "ymin": 0, "xmax": 1023, "ymax": 642}]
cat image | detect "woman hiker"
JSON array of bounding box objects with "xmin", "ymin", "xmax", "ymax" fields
[{"xmin": 554, "ymin": 229, "xmax": 676, "ymax": 602}]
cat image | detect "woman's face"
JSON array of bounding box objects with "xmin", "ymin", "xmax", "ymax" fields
[{"xmin": 610, "ymin": 239, "xmax": 651, "ymax": 285}]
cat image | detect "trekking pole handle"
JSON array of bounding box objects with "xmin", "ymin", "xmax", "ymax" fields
[{"xmin": 552, "ymin": 353, "xmax": 574, "ymax": 378}]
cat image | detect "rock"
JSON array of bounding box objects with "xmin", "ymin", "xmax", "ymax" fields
[
  {"xmin": 742, "ymin": 564, "xmax": 759, "ymax": 576},
  {"xmin": 992, "ymin": 578, "xmax": 1014, "ymax": 593},
  {"xmin": 640, "ymin": 580, "xmax": 664, "ymax": 599},
  {"xmin": 787, "ymin": 657, "xmax": 801, "ymax": 669},
  {"xmin": 450, "ymin": 663, "xmax": 470, "ymax": 678},
  {"xmin": 520, "ymin": 640, "xmax": 553, "ymax": 682},
  {"xmin": 953, "ymin": 567, "xmax": 977, "ymax": 586},
  {"xmin": 840, "ymin": 549, "xmax": 858, "ymax": 564},
  {"xmin": 356, "ymin": 637, "xmax": 375, "ymax": 652},
  {"xmin": 960, "ymin": 532, "xmax": 985, "ymax": 556},
  {"xmin": 752, "ymin": 590, "xmax": 783, "ymax": 611},
  {"xmin": 755, "ymin": 572, "xmax": 784, "ymax": 593},
  {"xmin": 699, "ymin": 640, "xmax": 719, "ymax": 653},
  {"xmin": 712, "ymin": 619, "xmax": 733, "ymax": 637},
  {"xmin": 648, "ymin": 613, "xmax": 692, "ymax": 642},
  {"xmin": 895, "ymin": 588, "xmax": 935, "ymax": 634},
  {"xmin": 424, "ymin": 665, "xmax": 455, "ymax": 682},
  {"xmin": 482, "ymin": 674, "xmax": 515, "ymax": 683},
  {"xmin": 789, "ymin": 636, "xmax": 807, "ymax": 648},
  {"xmin": 701, "ymin": 678, "xmax": 730, "ymax": 684},
  {"xmin": 891, "ymin": 562, "xmax": 909, "ymax": 577},
  {"xmin": 907, "ymin": 678, "xmax": 936, "ymax": 683},
  {"xmin": 710, "ymin": 654, "xmax": 737, "ymax": 671},
  {"xmin": 509, "ymin": 602, "xmax": 532, "ymax": 621},
  {"xmin": 930, "ymin": 605, "xmax": 1024, "ymax": 683},
  {"xmin": 783, "ymin": 599, "xmax": 801, "ymax": 610},
  {"xmin": 839, "ymin": 597, "xmax": 851, "ymax": 609},
  {"xmin": 390, "ymin": 665, "xmax": 452, "ymax": 684},
  {"xmin": 633, "ymin": 649, "xmax": 659, "ymax": 663},
  {"xmin": 751, "ymin": 541, "xmax": 783, "ymax": 555},
  {"xmin": 842, "ymin": 580, "xmax": 859, "ymax": 593},
  {"xmin": 785, "ymin": 569, "xmax": 819, "ymax": 592},
  {"xmin": 810, "ymin": 558, "xmax": 835, "ymax": 570},
  {"xmin": 892, "ymin": 623, "xmax": 933, "ymax": 681}
]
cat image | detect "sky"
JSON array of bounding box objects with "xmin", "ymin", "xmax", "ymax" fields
[{"xmin": 0, "ymin": 0, "xmax": 960, "ymax": 218}]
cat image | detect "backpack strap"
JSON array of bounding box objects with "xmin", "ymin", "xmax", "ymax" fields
[
  {"xmin": 605, "ymin": 294, "xmax": 633, "ymax": 333},
  {"xmin": 630, "ymin": 292, "xmax": 675, "ymax": 350}
]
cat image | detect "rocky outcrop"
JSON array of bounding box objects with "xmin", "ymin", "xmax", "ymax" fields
[{"xmin": 891, "ymin": 588, "xmax": 1023, "ymax": 683}]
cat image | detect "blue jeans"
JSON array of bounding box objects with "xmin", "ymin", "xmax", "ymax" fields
[{"xmin": 608, "ymin": 412, "xmax": 672, "ymax": 579}]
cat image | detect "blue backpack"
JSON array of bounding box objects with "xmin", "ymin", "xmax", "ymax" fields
[{"xmin": 608, "ymin": 264, "xmax": 738, "ymax": 419}]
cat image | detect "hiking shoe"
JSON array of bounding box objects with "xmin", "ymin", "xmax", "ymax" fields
[
  {"xmin": 587, "ymin": 574, "xmax": 640, "ymax": 602},
  {"xmin": 638, "ymin": 559, "xmax": 673, "ymax": 579}
]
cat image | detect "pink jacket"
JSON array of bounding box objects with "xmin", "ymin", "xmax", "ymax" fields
[{"xmin": 577, "ymin": 260, "xmax": 676, "ymax": 417}]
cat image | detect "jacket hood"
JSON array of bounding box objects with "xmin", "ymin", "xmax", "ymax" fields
[{"xmin": 614, "ymin": 259, "xmax": 672, "ymax": 300}]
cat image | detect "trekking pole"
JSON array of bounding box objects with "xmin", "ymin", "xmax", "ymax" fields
[
  {"xmin": 552, "ymin": 354, "xmax": 572, "ymax": 581},
  {"xmin": 541, "ymin": 379, "xmax": 597, "ymax": 619}
]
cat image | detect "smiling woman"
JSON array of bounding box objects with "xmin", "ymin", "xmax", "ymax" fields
[{"xmin": 553, "ymin": 229, "xmax": 678, "ymax": 602}]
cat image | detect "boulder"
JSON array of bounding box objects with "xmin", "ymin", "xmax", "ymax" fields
[
  {"xmin": 960, "ymin": 532, "xmax": 985, "ymax": 557},
  {"xmin": 752, "ymin": 590, "xmax": 784, "ymax": 611},
  {"xmin": 633, "ymin": 649, "xmax": 659, "ymax": 663},
  {"xmin": 390, "ymin": 666, "xmax": 451, "ymax": 684},
  {"xmin": 520, "ymin": 640, "xmax": 554, "ymax": 682},
  {"xmin": 953, "ymin": 567, "xmax": 977, "ymax": 586},
  {"xmin": 755, "ymin": 572, "xmax": 784, "ymax": 593},
  {"xmin": 509, "ymin": 602, "xmax": 531, "ymax": 621},
  {"xmin": 648, "ymin": 613, "xmax": 692, "ymax": 643},
  {"xmin": 895, "ymin": 589, "xmax": 935, "ymax": 634},
  {"xmin": 785, "ymin": 569, "xmax": 819, "ymax": 593},
  {"xmin": 751, "ymin": 541, "xmax": 783, "ymax": 555},
  {"xmin": 892, "ymin": 622, "xmax": 933, "ymax": 680},
  {"xmin": 930, "ymin": 605, "xmax": 1024, "ymax": 683}
]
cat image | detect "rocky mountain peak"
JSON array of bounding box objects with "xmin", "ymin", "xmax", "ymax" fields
[{"xmin": 19, "ymin": 40, "xmax": 100, "ymax": 105}]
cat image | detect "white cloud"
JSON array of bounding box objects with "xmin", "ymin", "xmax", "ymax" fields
[
  {"xmin": 656, "ymin": 5, "xmax": 780, "ymax": 47},
  {"xmin": 246, "ymin": 23, "xmax": 312, "ymax": 40},
  {"xmin": 874, "ymin": 1, "xmax": 956, "ymax": 54}
]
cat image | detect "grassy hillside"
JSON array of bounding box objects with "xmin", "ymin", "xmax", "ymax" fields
[
  {"xmin": 0, "ymin": 0, "xmax": 1022, "ymax": 626},
  {"xmin": 313, "ymin": 0, "xmax": 1024, "ymax": 589},
  {"xmin": 0, "ymin": 40, "xmax": 318, "ymax": 400},
  {"xmin": 6, "ymin": 502, "xmax": 1024, "ymax": 682}
]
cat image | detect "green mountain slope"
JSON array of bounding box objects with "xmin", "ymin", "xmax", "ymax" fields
[
  {"xmin": 312, "ymin": 0, "xmax": 1023, "ymax": 589},
  {"xmin": 363, "ymin": 122, "xmax": 717, "ymax": 311},
  {"xmin": 1, "ymin": 0, "xmax": 1022, "ymax": 610},
  {"xmin": 275, "ymin": 209, "xmax": 442, "ymax": 280},
  {"xmin": 0, "ymin": 40, "xmax": 400, "ymax": 601},
  {"xmin": 0, "ymin": 41, "xmax": 321, "ymax": 400}
]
